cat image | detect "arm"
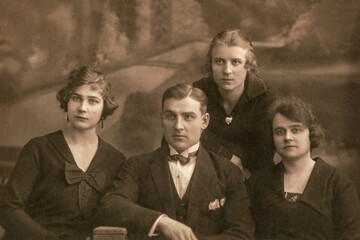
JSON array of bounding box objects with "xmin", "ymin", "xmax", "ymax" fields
[
  {"xmin": 0, "ymin": 141, "xmax": 59, "ymax": 240},
  {"xmin": 97, "ymin": 157, "xmax": 164, "ymax": 236},
  {"xmin": 201, "ymin": 166, "xmax": 255, "ymax": 240},
  {"xmin": 332, "ymin": 171, "xmax": 360, "ymax": 240}
]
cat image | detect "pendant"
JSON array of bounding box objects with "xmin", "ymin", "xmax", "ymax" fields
[{"xmin": 225, "ymin": 115, "xmax": 233, "ymax": 125}]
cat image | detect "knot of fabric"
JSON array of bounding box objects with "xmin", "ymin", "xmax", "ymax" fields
[
  {"xmin": 168, "ymin": 151, "xmax": 198, "ymax": 165},
  {"xmin": 64, "ymin": 161, "xmax": 105, "ymax": 192},
  {"xmin": 168, "ymin": 154, "xmax": 190, "ymax": 165}
]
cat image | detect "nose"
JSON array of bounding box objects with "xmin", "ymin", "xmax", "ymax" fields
[
  {"xmin": 175, "ymin": 117, "xmax": 184, "ymax": 130},
  {"xmin": 78, "ymin": 100, "xmax": 87, "ymax": 113},
  {"xmin": 284, "ymin": 131, "xmax": 293, "ymax": 141},
  {"xmin": 223, "ymin": 62, "xmax": 232, "ymax": 75}
]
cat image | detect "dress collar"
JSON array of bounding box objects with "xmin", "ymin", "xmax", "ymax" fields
[
  {"xmin": 262, "ymin": 158, "xmax": 333, "ymax": 217},
  {"xmin": 45, "ymin": 130, "xmax": 109, "ymax": 171}
]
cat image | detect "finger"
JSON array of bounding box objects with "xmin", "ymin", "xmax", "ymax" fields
[{"xmin": 189, "ymin": 230, "xmax": 198, "ymax": 240}]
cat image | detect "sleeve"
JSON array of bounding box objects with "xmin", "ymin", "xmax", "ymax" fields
[
  {"xmin": 200, "ymin": 166, "xmax": 255, "ymax": 240},
  {"xmin": 96, "ymin": 156, "xmax": 163, "ymax": 236},
  {"xmin": 332, "ymin": 171, "xmax": 360, "ymax": 240},
  {"xmin": 200, "ymin": 130, "xmax": 233, "ymax": 160},
  {"xmin": 242, "ymin": 92, "xmax": 275, "ymax": 171},
  {"xmin": 0, "ymin": 141, "xmax": 59, "ymax": 240}
]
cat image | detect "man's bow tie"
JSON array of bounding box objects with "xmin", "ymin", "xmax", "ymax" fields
[
  {"xmin": 168, "ymin": 151, "xmax": 198, "ymax": 165},
  {"xmin": 168, "ymin": 154, "xmax": 190, "ymax": 165}
]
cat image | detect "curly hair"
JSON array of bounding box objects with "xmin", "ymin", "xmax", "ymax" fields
[
  {"xmin": 56, "ymin": 66, "xmax": 118, "ymax": 120},
  {"xmin": 267, "ymin": 95, "xmax": 324, "ymax": 150},
  {"xmin": 205, "ymin": 28, "xmax": 258, "ymax": 76}
]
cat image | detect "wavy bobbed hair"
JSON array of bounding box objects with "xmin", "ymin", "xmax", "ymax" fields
[
  {"xmin": 267, "ymin": 95, "xmax": 324, "ymax": 151},
  {"xmin": 56, "ymin": 66, "xmax": 118, "ymax": 120},
  {"xmin": 205, "ymin": 28, "xmax": 258, "ymax": 76}
]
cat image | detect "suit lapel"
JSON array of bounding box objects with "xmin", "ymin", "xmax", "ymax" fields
[
  {"xmin": 150, "ymin": 146, "xmax": 176, "ymax": 217},
  {"xmin": 186, "ymin": 146, "xmax": 224, "ymax": 226}
]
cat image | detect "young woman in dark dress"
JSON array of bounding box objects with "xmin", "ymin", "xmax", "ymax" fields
[
  {"xmin": 0, "ymin": 66, "xmax": 126, "ymax": 240},
  {"xmin": 193, "ymin": 28, "xmax": 275, "ymax": 180},
  {"xmin": 248, "ymin": 96, "xmax": 360, "ymax": 239}
]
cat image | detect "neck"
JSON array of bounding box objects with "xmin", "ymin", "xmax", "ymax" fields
[
  {"xmin": 62, "ymin": 125, "xmax": 98, "ymax": 145},
  {"xmin": 282, "ymin": 153, "xmax": 314, "ymax": 175},
  {"xmin": 170, "ymin": 142, "xmax": 200, "ymax": 155},
  {"xmin": 219, "ymin": 85, "xmax": 244, "ymax": 106}
]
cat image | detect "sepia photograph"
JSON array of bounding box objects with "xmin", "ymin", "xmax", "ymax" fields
[{"xmin": 0, "ymin": 0, "xmax": 359, "ymax": 239}]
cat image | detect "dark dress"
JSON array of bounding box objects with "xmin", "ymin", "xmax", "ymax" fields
[
  {"xmin": 0, "ymin": 130, "xmax": 126, "ymax": 240},
  {"xmin": 193, "ymin": 72, "xmax": 275, "ymax": 173},
  {"xmin": 248, "ymin": 158, "xmax": 360, "ymax": 240}
]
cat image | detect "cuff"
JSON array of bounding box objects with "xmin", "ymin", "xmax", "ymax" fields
[{"xmin": 148, "ymin": 214, "xmax": 167, "ymax": 237}]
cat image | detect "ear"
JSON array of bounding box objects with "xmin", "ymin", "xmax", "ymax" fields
[{"xmin": 201, "ymin": 113, "xmax": 210, "ymax": 130}]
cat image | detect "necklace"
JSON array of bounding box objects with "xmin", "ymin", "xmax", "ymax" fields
[{"xmin": 225, "ymin": 115, "xmax": 233, "ymax": 125}]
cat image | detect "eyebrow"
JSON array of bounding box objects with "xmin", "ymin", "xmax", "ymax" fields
[
  {"xmin": 71, "ymin": 93, "xmax": 101, "ymax": 99},
  {"xmin": 274, "ymin": 124, "xmax": 304, "ymax": 129}
]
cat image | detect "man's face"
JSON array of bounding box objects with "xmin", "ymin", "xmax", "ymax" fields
[{"xmin": 161, "ymin": 97, "xmax": 209, "ymax": 153}]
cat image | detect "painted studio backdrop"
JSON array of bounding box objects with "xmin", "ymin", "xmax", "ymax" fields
[{"xmin": 1, "ymin": 0, "xmax": 360, "ymax": 198}]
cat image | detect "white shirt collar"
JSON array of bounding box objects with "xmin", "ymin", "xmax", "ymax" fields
[{"xmin": 169, "ymin": 142, "xmax": 200, "ymax": 157}]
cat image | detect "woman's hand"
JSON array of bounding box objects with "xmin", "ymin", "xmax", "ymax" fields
[{"xmin": 230, "ymin": 155, "xmax": 252, "ymax": 181}]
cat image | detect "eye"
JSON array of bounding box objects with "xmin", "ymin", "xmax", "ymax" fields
[
  {"xmin": 274, "ymin": 129, "xmax": 285, "ymax": 136},
  {"xmin": 213, "ymin": 58, "xmax": 225, "ymax": 65},
  {"xmin": 291, "ymin": 127, "xmax": 302, "ymax": 134},
  {"xmin": 164, "ymin": 112, "xmax": 176, "ymax": 120},
  {"xmin": 232, "ymin": 59, "xmax": 243, "ymax": 66},
  {"xmin": 183, "ymin": 114, "xmax": 195, "ymax": 121},
  {"xmin": 70, "ymin": 95, "xmax": 81, "ymax": 101},
  {"xmin": 88, "ymin": 98, "xmax": 100, "ymax": 104}
]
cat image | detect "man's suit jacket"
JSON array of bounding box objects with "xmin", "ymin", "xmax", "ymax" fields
[{"xmin": 99, "ymin": 145, "xmax": 255, "ymax": 239}]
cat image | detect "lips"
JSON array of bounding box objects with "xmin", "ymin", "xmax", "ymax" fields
[
  {"xmin": 173, "ymin": 135, "xmax": 186, "ymax": 139},
  {"xmin": 284, "ymin": 145, "xmax": 296, "ymax": 149},
  {"xmin": 75, "ymin": 116, "xmax": 88, "ymax": 120}
]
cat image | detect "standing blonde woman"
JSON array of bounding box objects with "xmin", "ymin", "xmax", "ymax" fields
[
  {"xmin": 0, "ymin": 66, "xmax": 126, "ymax": 240},
  {"xmin": 193, "ymin": 28, "xmax": 275, "ymax": 179}
]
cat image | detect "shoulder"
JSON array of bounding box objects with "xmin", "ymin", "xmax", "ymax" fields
[
  {"xmin": 98, "ymin": 138, "xmax": 126, "ymax": 163},
  {"xmin": 193, "ymin": 77, "xmax": 217, "ymax": 94},
  {"xmin": 246, "ymin": 73, "xmax": 271, "ymax": 100},
  {"xmin": 127, "ymin": 146, "xmax": 166, "ymax": 165},
  {"xmin": 200, "ymin": 146, "xmax": 243, "ymax": 179},
  {"xmin": 22, "ymin": 130, "xmax": 62, "ymax": 151},
  {"xmin": 248, "ymin": 163, "xmax": 281, "ymax": 188},
  {"xmin": 314, "ymin": 158, "xmax": 356, "ymax": 188}
]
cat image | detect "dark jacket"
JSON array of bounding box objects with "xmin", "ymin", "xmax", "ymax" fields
[
  {"xmin": 193, "ymin": 73, "xmax": 274, "ymax": 173},
  {"xmin": 98, "ymin": 145, "xmax": 255, "ymax": 239},
  {"xmin": 248, "ymin": 158, "xmax": 360, "ymax": 240},
  {"xmin": 0, "ymin": 130, "xmax": 126, "ymax": 240}
]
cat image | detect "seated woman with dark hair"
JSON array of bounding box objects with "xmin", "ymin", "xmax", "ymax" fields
[
  {"xmin": 248, "ymin": 95, "xmax": 360, "ymax": 239},
  {"xmin": 0, "ymin": 66, "xmax": 126, "ymax": 240}
]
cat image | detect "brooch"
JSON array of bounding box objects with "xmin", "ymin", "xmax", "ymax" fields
[{"xmin": 225, "ymin": 116, "xmax": 233, "ymax": 125}]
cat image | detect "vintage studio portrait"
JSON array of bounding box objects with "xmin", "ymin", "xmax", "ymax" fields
[{"xmin": 0, "ymin": 1, "xmax": 359, "ymax": 239}]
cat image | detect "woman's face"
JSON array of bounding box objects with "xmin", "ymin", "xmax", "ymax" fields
[
  {"xmin": 272, "ymin": 113, "xmax": 311, "ymax": 161},
  {"xmin": 67, "ymin": 84, "xmax": 104, "ymax": 131},
  {"xmin": 211, "ymin": 44, "xmax": 248, "ymax": 93}
]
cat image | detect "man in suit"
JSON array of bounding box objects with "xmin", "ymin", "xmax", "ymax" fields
[{"xmin": 99, "ymin": 84, "xmax": 255, "ymax": 239}]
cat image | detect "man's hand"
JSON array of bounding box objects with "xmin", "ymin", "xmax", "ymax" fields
[
  {"xmin": 156, "ymin": 216, "xmax": 197, "ymax": 240},
  {"xmin": 230, "ymin": 155, "xmax": 252, "ymax": 181}
]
